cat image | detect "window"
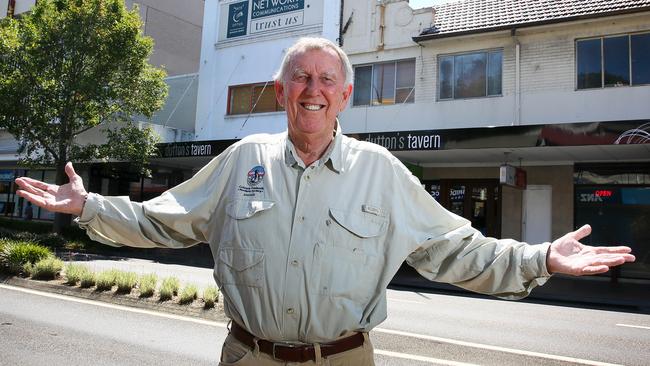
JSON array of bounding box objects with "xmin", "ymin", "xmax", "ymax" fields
[
  {"xmin": 227, "ymin": 82, "xmax": 283, "ymax": 115},
  {"xmin": 438, "ymin": 50, "xmax": 502, "ymax": 100},
  {"xmin": 353, "ymin": 59, "xmax": 415, "ymax": 106},
  {"xmin": 576, "ymin": 32, "xmax": 650, "ymax": 89}
]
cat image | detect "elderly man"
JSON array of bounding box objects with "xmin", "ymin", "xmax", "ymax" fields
[{"xmin": 16, "ymin": 38, "xmax": 634, "ymax": 366}]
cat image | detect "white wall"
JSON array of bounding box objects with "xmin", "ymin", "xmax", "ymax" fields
[{"xmin": 195, "ymin": 0, "xmax": 341, "ymax": 140}]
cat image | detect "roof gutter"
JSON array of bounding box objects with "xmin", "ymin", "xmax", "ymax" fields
[{"xmin": 412, "ymin": 6, "xmax": 650, "ymax": 43}]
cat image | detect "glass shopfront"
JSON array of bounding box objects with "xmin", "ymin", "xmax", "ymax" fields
[
  {"xmin": 575, "ymin": 164, "xmax": 650, "ymax": 280},
  {"xmin": 424, "ymin": 179, "xmax": 501, "ymax": 238}
]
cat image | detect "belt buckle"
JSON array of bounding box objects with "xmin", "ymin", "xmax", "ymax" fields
[{"xmin": 272, "ymin": 342, "xmax": 296, "ymax": 361}]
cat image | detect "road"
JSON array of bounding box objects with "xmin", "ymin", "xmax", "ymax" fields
[{"xmin": 2, "ymin": 281, "xmax": 649, "ymax": 365}]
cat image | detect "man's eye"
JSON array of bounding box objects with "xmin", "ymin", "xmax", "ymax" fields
[{"xmin": 294, "ymin": 75, "xmax": 308, "ymax": 82}]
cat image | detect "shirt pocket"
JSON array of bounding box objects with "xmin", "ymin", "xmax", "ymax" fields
[
  {"xmin": 226, "ymin": 199, "xmax": 275, "ymax": 219},
  {"xmin": 318, "ymin": 207, "xmax": 387, "ymax": 303},
  {"xmin": 217, "ymin": 247, "xmax": 265, "ymax": 288}
]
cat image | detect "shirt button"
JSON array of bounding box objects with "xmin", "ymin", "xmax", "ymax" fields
[
  {"xmin": 325, "ymin": 219, "xmax": 331, "ymax": 226},
  {"xmin": 291, "ymin": 260, "xmax": 299, "ymax": 266},
  {"xmin": 300, "ymin": 216, "xmax": 305, "ymax": 222},
  {"xmin": 305, "ymin": 175, "xmax": 310, "ymax": 181},
  {"xmin": 287, "ymin": 308, "xmax": 295, "ymax": 314},
  {"xmin": 310, "ymin": 166, "xmax": 315, "ymax": 170}
]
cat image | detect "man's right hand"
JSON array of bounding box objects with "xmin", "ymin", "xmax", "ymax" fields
[{"xmin": 15, "ymin": 162, "xmax": 88, "ymax": 217}]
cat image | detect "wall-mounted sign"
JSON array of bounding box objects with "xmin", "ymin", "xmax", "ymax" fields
[
  {"xmin": 157, "ymin": 140, "xmax": 239, "ymax": 158},
  {"xmin": 499, "ymin": 164, "xmax": 527, "ymax": 189},
  {"xmin": 221, "ymin": 0, "xmax": 313, "ymax": 41},
  {"xmin": 227, "ymin": 1, "xmax": 249, "ymax": 38},
  {"xmin": 353, "ymin": 131, "xmax": 443, "ymax": 151},
  {"xmin": 250, "ymin": 0, "xmax": 304, "ymax": 34}
]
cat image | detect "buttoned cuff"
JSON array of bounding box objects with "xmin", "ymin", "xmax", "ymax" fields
[
  {"xmin": 75, "ymin": 192, "xmax": 102, "ymax": 228},
  {"xmin": 522, "ymin": 242, "xmax": 552, "ymax": 280}
]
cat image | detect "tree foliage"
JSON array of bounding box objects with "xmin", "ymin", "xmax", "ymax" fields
[{"xmin": 0, "ymin": 0, "xmax": 168, "ymax": 179}]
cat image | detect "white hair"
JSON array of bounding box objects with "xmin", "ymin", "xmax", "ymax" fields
[{"xmin": 273, "ymin": 37, "xmax": 354, "ymax": 87}]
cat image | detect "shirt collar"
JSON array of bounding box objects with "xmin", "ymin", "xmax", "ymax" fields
[{"xmin": 284, "ymin": 120, "xmax": 344, "ymax": 174}]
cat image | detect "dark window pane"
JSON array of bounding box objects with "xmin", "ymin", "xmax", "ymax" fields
[
  {"xmin": 229, "ymin": 85, "xmax": 252, "ymax": 114},
  {"xmin": 396, "ymin": 59, "xmax": 415, "ymax": 89},
  {"xmin": 353, "ymin": 66, "xmax": 372, "ymax": 106},
  {"xmin": 372, "ymin": 62, "xmax": 395, "ymax": 105},
  {"xmin": 577, "ymin": 39, "xmax": 602, "ymax": 89},
  {"xmin": 439, "ymin": 56, "xmax": 453, "ymax": 99},
  {"xmin": 487, "ymin": 51, "xmax": 502, "ymax": 95},
  {"xmin": 251, "ymin": 83, "xmax": 277, "ymax": 113},
  {"xmin": 454, "ymin": 53, "xmax": 486, "ymax": 98},
  {"xmin": 604, "ymin": 36, "xmax": 630, "ymax": 87},
  {"xmin": 632, "ymin": 33, "xmax": 650, "ymax": 85}
]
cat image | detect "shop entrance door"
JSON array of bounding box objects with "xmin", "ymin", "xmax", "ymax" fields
[{"xmin": 426, "ymin": 179, "xmax": 501, "ymax": 238}]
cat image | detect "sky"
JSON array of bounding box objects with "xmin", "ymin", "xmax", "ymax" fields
[{"xmin": 407, "ymin": 0, "xmax": 463, "ymax": 9}]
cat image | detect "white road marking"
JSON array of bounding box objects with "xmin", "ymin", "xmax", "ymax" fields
[
  {"xmin": 0, "ymin": 284, "xmax": 227, "ymax": 328},
  {"xmin": 616, "ymin": 323, "xmax": 650, "ymax": 330},
  {"xmin": 374, "ymin": 327, "xmax": 623, "ymax": 366},
  {"xmin": 0, "ymin": 284, "xmax": 624, "ymax": 366},
  {"xmin": 374, "ymin": 349, "xmax": 478, "ymax": 366},
  {"xmin": 387, "ymin": 297, "xmax": 425, "ymax": 304}
]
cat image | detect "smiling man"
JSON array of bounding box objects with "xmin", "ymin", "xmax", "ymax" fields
[{"xmin": 15, "ymin": 38, "xmax": 635, "ymax": 366}]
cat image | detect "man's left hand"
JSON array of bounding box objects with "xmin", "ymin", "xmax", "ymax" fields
[{"xmin": 547, "ymin": 224, "xmax": 635, "ymax": 275}]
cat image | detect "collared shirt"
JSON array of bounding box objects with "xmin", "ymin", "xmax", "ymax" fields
[{"xmin": 78, "ymin": 124, "xmax": 551, "ymax": 343}]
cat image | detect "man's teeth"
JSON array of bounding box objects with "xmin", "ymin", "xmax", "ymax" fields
[{"xmin": 303, "ymin": 104, "xmax": 323, "ymax": 111}]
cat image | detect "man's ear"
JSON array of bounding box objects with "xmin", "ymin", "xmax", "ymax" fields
[
  {"xmin": 340, "ymin": 83, "xmax": 353, "ymax": 112},
  {"xmin": 274, "ymin": 80, "xmax": 285, "ymax": 107}
]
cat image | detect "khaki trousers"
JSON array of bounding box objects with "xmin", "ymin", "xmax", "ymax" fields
[{"xmin": 218, "ymin": 333, "xmax": 375, "ymax": 366}]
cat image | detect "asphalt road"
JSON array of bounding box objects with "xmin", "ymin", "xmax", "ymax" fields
[{"xmin": 2, "ymin": 283, "xmax": 649, "ymax": 366}]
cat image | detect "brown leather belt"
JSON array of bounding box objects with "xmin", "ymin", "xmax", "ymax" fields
[{"xmin": 229, "ymin": 322, "xmax": 365, "ymax": 363}]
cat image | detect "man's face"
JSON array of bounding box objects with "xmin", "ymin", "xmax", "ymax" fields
[{"xmin": 275, "ymin": 48, "xmax": 352, "ymax": 139}]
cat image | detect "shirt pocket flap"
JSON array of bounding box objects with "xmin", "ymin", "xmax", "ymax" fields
[
  {"xmin": 226, "ymin": 199, "xmax": 275, "ymax": 219},
  {"xmin": 329, "ymin": 207, "xmax": 387, "ymax": 238},
  {"xmin": 219, "ymin": 248, "xmax": 265, "ymax": 272}
]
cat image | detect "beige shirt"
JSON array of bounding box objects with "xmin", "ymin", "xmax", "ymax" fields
[{"xmin": 78, "ymin": 125, "xmax": 551, "ymax": 343}]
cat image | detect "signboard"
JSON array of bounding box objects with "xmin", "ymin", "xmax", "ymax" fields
[
  {"xmin": 222, "ymin": 0, "xmax": 308, "ymax": 40},
  {"xmin": 500, "ymin": 165, "xmax": 527, "ymax": 189},
  {"xmin": 227, "ymin": 1, "xmax": 249, "ymax": 38},
  {"xmin": 353, "ymin": 131, "xmax": 443, "ymax": 151},
  {"xmin": 157, "ymin": 140, "xmax": 237, "ymax": 158}
]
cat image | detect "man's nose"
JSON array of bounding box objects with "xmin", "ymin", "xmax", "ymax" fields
[{"xmin": 304, "ymin": 78, "xmax": 321, "ymax": 95}]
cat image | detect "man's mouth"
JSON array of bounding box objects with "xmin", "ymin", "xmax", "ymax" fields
[{"xmin": 301, "ymin": 103, "xmax": 325, "ymax": 111}]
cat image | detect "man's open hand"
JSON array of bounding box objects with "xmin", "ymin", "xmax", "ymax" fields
[
  {"xmin": 15, "ymin": 162, "xmax": 88, "ymax": 217},
  {"xmin": 547, "ymin": 224, "xmax": 635, "ymax": 275}
]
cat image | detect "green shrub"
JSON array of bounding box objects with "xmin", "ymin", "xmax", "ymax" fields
[
  {"xmin": 22, "ymin": 262, "xmax": 34, "ymax": 278},
  {"xmin": 115, "ymin": 271, "xmax": 138, "ymax": 294},
  {"xmin": 202, "ymin": 286, "xmax": 219, "ymax": 309},
  {"xmin": 159, "ymin": 276, "xmax": 180, "ymax": 301},
  {"xmin": 79, "ymin": 271, "xmax": 96, "ymax": 288},
  {"xmin": 31, "ymin": 257, "xmax": 64, "ymax": 280},
  {"xmin": 0, "ymin": 241, "xmax": 52, "ymax": 274},
  {"xmin": 95, "ymin": 269, "xmax": 120, "ymax": 291},
  {"xmin": 35, "ymin": 233, "xmax": 67, "ymax": 248},
  {"xmin": 179, "ymin": 284, "xmax": 198, "ymax": 305},
  {"xmin": 64, "ymin": 264, "xmax": 91, "ymax": 285},
  {"xmin": 0, "ymin": 217, "xmax": 51, "ymax": 234},
  {"xmin": 138, "ymin": 273, "xmax": 157, "ymax": 298}
]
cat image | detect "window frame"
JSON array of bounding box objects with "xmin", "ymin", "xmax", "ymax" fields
[
  {"xmin": 226, "ymin": 81, "xmax": 283, "ymax": 116},
  {"xmin": 437, "ymin": 48, "xmax": 504, "ymax": 101},
  {"xmin": 575, "ymin": 31, "xmax": 650, "ymax": 90},
  {"xmin": 352, "ymin": 58, "xmax": 416, "ymax": 107}
]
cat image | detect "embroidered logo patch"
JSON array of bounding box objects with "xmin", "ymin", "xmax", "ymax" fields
[{"xmin": 247, "ymin": 166, "xmax": 265, "ymax": 186}]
